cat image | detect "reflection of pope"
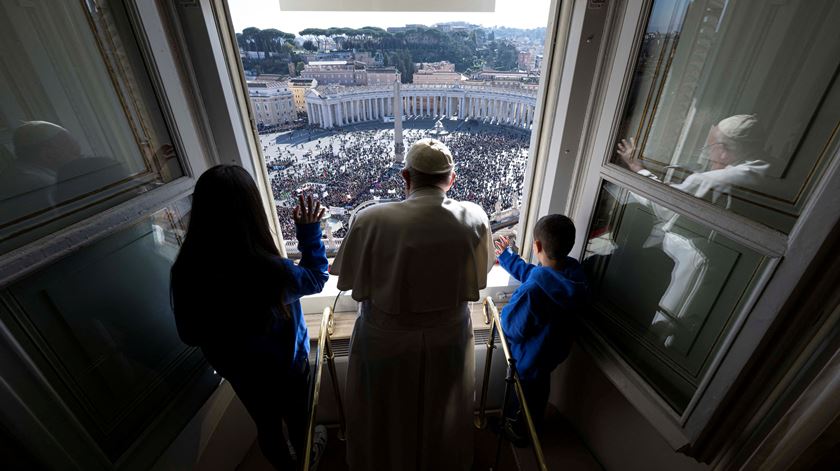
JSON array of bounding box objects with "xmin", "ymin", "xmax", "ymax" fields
[
  {"xmin": 617, "ymin": 114, "xmax": 769, "ymax": 209},
  {"xmin": 614, "ymin": 115, "xmax": 769, "ymax": 348}
]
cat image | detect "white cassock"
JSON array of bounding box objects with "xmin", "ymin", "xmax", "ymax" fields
[
  {"xmin": 330, "ymin": 186, "xmax": 495, "ymax": 471},
  {"xmin": 629, "ymin": 160, "xmax": 768, "ymax": 347}
]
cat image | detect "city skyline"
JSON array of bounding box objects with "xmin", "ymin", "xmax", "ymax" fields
[{"xmin": 228, "ymin": 0, "xmax": 551, "ymax": 34}]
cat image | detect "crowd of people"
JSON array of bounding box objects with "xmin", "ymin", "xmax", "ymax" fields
[{"xmin": 263, "ymin": 124, "xmax": 530, "ymax": 240}]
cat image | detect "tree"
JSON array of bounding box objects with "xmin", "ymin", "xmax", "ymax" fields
[
  {"xmin": 400, "ymin": 53, "xmax": 415, "ymax": 83},
  {"xmin": 255, "ymin": 28, "xmax": 295, "ymax": 58},
  {"xmin": 241, "ymin": 27, "xmax": 260, "ymax": 53},
  {"xmin": 303, "ymin": 40, "xmax": 317, "ymax": 52},
  {"xmin": 300, "ymin": 28, "xmax": 330, "ymax": 52},
  {"xmin": 493, "ymin": 42, "xmax": 519, "ymax": 71}
]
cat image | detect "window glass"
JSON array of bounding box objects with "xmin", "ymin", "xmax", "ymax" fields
[
  {"xmin": 4, "ymin": 198, "xmax": 214, "ymax": 459},
  {"xmin": 612, "ymin": 0, "xmax": 840, "ymax": 233},
  {"xmin": 0, "ymin": 0, "xmax": 182, "ymax": 254},
  {"xmin": 583, "ymin": 182, "xmax": 766, "ymax": 411}
]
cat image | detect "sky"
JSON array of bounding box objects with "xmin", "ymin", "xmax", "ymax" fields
[{"xmin": 228, "ymin": 0, "xmax": 552, "ymax": 34}]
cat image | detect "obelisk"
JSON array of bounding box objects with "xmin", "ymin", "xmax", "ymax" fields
[{"xmin": 393, "ymin": 78, "xmax": 404, "ymax": 163}]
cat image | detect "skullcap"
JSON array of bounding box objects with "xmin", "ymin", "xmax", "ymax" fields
[{"xmin": 404, "ymin": 138, "xmax": 454, "ymax": 174}]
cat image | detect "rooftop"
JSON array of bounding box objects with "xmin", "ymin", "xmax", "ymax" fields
[
  {"xmin": 248, "ymin": 87, "xmax": 292, "ymax": 97},
  {"xmin": 289, "ymin": 78, "xmax": 317, "ymax": 85},
  {"xmin": 308, "ymin": 60, "xmax": 353, "ymax": 66}
]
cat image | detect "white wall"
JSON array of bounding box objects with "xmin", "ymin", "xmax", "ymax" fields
[{"xmin": 551, "ymin": 346, "xmax": 709, "ymax": 471}]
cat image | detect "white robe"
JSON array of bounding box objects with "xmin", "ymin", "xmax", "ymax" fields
[
  {"xmin": 331, "ymin": 187, "xmax": 495, "ymax": 470},
  {"xmin": 630, "ymin": 161, "xmax": 768, "ymax": 347}
]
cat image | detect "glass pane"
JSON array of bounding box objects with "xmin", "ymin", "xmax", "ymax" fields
[
  {"xmin": 4, "ymin": 198, "xmax": 213, "ymax": 460},
  {"xmin": 612, "ymin": 0, "xmax": 840, "ymax": 233},
  {"xmin": 0, "ymin": 0, "xmax": 183, "ymax": 254},
  {"xmin": 583, "ymin": 183, "xmax": 766, "ymax": 412}
]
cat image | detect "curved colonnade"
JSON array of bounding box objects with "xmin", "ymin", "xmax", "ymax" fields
[{"xmin": 305, "ymin": 84, "xmax": 538, "ymax": 130}]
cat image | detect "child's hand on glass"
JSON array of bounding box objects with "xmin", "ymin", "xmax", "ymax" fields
[{"xmin": 293, "ymin": 192, "xmax": 325, "ymax": 225}]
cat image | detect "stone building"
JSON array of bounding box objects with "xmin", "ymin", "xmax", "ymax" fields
[
  {"xmin": 366, "ymin": 67, "xmax": 399, "ymax": 86},
  {"xmin": 300, "ymin": 60, "xmax": 367, "ymax": 86},
  {"xmin": 287, "ymin": 77, "xmax": 317, "ymax": 113},
  {"xmin": 248, "ymin": 86, "xmax": 295, "ymax": 129},
  {"xmin": 305, "ymin": 83, "xmax": 537, "ymax": 130}
]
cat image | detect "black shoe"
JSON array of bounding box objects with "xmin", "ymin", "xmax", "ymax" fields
[
  {"xmin": 488, "ymin": 416, "xmax": 530, "ymax": 448},
  {"xmin": 502, "ymin": 420, "xmax": 531, "ymax": 448}
]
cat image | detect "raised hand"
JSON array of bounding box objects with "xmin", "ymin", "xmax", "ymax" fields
[
  {"xmin": 494, "ymin": 235, "xmax": 511, "ymax": 256},
  {"xmin": 616, "ymin": 137, "xmax": 643, "ymax": 172},
  {"xmin": 293, "ymin": 192, "xmax": 326, "ymax": 225}
]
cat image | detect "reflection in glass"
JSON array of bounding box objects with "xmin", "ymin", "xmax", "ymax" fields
[
  {"xmin": 583, "ymin": 184, "xmax": 765, "ymax": 411},
  {"xmin": 0, "ymin": 1, "xmax": 182, "ymax": 254},
  {"xmin": 6, "ymin": 198, "xmax": 213, "ymax": 459},
  {"xmin": 613, "ymin": 0, "xmax": 840, "ymax": 232}
]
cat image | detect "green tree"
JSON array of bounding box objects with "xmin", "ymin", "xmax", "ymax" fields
[
  {"xmin": 493, "ymin": 42, "xmax": 518, "ymax": 70},
  {"xmin": 241, "ymin": 27, "xmax": 260, "ymax": 52}
]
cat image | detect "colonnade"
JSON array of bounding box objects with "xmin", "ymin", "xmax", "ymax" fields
[{"xmin": 305, "ymin": 85, "xmax": 537, "ymax": 130}]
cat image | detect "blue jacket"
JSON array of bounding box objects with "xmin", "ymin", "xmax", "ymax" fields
[
  {"xmin": 282, "ymin": 222, "xmax": 330, "ymax": 367},
  {"xmin": 497, "ymin": 248, "xmax": 588, "ymax": 381}
]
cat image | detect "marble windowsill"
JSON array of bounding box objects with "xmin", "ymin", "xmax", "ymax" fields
[{"xmin": 306, "ymin": 301, "xmax": 505, "ymax": 341}]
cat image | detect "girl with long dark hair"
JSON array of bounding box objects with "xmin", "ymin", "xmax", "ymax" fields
[{"xmin": 171, "ymin": 165, "xmax": 328, "ymax": 469}]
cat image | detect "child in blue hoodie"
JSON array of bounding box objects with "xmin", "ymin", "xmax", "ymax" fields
[{"xmin": 494, "ymin": 214, "xmax": 588, "ymax": 444}]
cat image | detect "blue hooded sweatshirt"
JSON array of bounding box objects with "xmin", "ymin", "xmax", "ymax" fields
[{"xmin": 497, "ymin": 248, "xmax": 588, "ymax": 381}]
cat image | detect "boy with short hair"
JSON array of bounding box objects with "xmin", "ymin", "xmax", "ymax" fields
[{"xmin": 494, "ymin": 214, "xmax": 588, "ymax": 444}]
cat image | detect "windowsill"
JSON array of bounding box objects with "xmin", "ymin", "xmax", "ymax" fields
[
  {"xmin": 306, "ymin": 300, "xmax": 508, "ymax": 342},
  {"xmin": 299, "ymin": 264, "xmax": 520, "ymax": 315},
  {"xmin": 302, "ymin": 264, "xmax": 520, "ymax": 340}
]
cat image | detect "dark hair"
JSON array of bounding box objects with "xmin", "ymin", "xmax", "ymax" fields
[
  {"xmin": 171, "ymin": 165, "xmax": 291, "ymax": 344},
  {"xmin": 178, "ymin": 165, "xmax": 280, "ymax": 260},
  {"xmin": 534, "ymin": 214, "xmax": 576, "ymax": 260}
]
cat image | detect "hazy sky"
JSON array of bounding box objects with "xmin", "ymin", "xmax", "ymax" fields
[{"xmin": 228, "ymin": 0, "xmax": 552, "ymax": 34}]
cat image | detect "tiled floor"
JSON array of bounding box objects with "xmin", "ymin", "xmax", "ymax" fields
[{"xmin": 236, "ymin": 415, "xmax": 601, "ymax": 470}]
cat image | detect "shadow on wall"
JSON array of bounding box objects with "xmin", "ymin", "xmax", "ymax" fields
[
  {"xmin": 152, "ymin": 382, "xmax": 256, "ymax": 471},
  {"xmin": 549, "ymin": 345, "xmax": 709, "ymax": 471}
]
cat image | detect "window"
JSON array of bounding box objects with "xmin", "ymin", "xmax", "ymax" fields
[
  {"xmin": 583, "ymin": 183, "xmax": 766, "ymax": 411},
  {"xmin": 3, "ymin": 198, "xmax": 214, "ymax": 460},
  {"xmin": 0, "ymin": 0, "xmax": 183, "ymax": 254},
  {"xmin": 611, "ymin": 0, "xmax": 840, "ymax": 233},
  {"xmin": 228, "ymin": 1, "xmax": 554, "ymax": 303},
  {"xmin": 0, "ymin": 1, "xmax": 218, "ymax": 467},
  {"xmin": 566, "ymin": 0, "xmax": 840, "ymax": 442}
]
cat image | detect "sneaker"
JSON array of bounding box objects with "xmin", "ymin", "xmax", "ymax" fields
[
  {"xmin": 503, "ymin": 419, "xmax": 531, "ymax": 448},
  {"xmin": 488, "ymin": 416, "xmax": 530, "ymax": 448},
  {"xmin": 308, "ymin": 425, "xmax": 328, "ymax": 470}
]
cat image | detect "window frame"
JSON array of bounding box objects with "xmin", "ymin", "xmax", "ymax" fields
[
  {"xmin": 554, "ymin": 0, "xmax": 840, "ymax": 450},
  {"xmin": 211, "ymin": 0, "xmax": 572, "ymax": 313},
  {"xmin": 0, "ymin": 0, "xmax": 218, "ymax": 287},
  {"xmin": 0, "ymin": 0, "xmax": 225, "ymax": 468}
]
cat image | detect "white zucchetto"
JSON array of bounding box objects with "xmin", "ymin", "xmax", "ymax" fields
[{"xmin": 404, "ymin": 138, "xmax": 454, "ymax": 174}]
